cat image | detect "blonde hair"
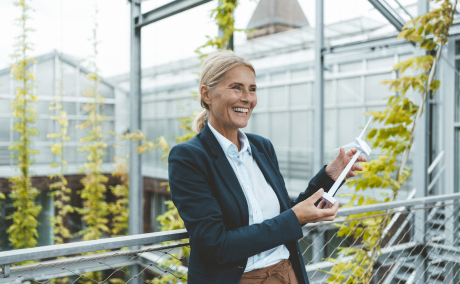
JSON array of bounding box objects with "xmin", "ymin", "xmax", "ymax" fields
[{"xmin": 192, "ymin": 50, "xmax": 255, "ymax": 132}]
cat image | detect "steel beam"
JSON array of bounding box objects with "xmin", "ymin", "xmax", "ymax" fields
[
  {"xmin": 129, "ymin": 0, "xmax": 143, "ymax": 242},
  {"xmin": 313, "ymin": 0, "xmax": 325, "ymax": 172},
  {"xmin": 0, "ymin": 227, "xmax": 187, "ymax": 266},
  {"xmin": 368, "ymin": 0, "xmax": 405, "ymax": 32},
  {"xmin": 135, "ymin": 0, "xmax": 212, "ymax": 29}
]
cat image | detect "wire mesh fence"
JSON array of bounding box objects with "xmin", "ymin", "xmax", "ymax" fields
[
  {"xmin": 0, "ymin": 241, "xmax": 190, "ymax": 284},
  {"xmin": 0, "ymin": 194, "xmax": 459, "ymax": 284},
  {"xmin": 300, "ymin": 200, "xmax": 460, "ymax": 284}
]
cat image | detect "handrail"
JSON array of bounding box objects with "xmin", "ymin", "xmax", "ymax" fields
[{"xmin": 1, "ymin": 192, "xmax": 459, "ymax": 266}]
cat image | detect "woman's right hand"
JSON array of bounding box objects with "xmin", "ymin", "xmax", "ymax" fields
[{"xmin": 292, "ymin": 188, "xmax": 339, "ymax": 224}]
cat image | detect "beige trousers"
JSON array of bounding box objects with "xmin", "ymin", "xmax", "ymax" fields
[{"xmin": 239, "ymin": 259, "xmax": 300, "ymax": 284}]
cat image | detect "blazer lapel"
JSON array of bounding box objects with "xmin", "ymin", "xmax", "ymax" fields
[
  {"xmin": 200, "ymin": 124, "xmax": 250, "ymax": 225},
  {"xmin": 249, "ymin": 142, "xmax": 290, "ymax": 212}
]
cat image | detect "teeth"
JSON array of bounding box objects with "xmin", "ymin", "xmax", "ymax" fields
[{"xmin": 233, "ymin": 107, "xmax": 248, "ymax": 113}]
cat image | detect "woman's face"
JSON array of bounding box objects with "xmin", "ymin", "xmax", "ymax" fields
[{"xmin": 203, "ymin": 65, "xmax": 257, "ymax": 131}]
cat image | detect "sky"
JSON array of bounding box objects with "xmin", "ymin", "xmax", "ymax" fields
[{"xmin": 0, "ymin": 0, "xmax": 413, "ymax": 78}]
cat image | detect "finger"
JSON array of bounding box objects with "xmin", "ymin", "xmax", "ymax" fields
[
  {"xmin": 346, "ymin": 148, "xmax": 357, "ymax": 157},
  {"xmin": 307, "ymin": 188, "xmax": 324, "ymax": 203},
  {"xmin": 352, "ymin": 164, "xmax": 364, "ymax": 172},
  {"xmin": 317, "ymin": 199, "xmax": 325, "ymax": 208},
  {"xmin": 357, "ymin": 155, "xmax": 367, "ymax": 163},
  {"xmin": 339, "ymin": 147, "xmax": 346, "ymax": 158}
]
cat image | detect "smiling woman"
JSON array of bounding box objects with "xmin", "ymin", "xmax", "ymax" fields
[{"xmin": 169, "ymin": 50, "xmax": 366, "ymax": 284}]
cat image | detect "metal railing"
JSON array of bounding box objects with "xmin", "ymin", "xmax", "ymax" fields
[{"xmin": 1, "ymin": 192, "xmax": 459, "ymax": 284}]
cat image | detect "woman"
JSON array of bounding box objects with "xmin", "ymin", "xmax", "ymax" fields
[{"xmin": 168, "ymin": 51, "xmax": 366, "ymax": 284}]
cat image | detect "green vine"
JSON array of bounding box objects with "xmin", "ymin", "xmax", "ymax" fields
[
  {"xmin": 108, "ymin": 150, "xmax": 129, "ymax": 237},
  {"xmin": 324, "ymin": 1, "xmax": 457, "ymax": 283},
  {"xmin": 7, "ymin": 0, "xmax": 42, "ymax": 250},
  {"xmin": 75, "ymin": 1, "xmax": 109, "ymax": 242},
  {"xmin": 48, "ymin": 56, "xmax": 74, "ymax": 245},
  {"xmin": 195, "ymin": 0, "xmax": 247, "ymax": 57}
]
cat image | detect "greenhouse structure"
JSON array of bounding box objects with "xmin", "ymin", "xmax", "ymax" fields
[{"xmin": 0, "ymin": 0, "xmax": 459, "ymax": 283}]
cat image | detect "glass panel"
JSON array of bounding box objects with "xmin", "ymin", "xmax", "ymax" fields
[
  {"xmin": 324, "ymin": 109, "xmax": 337, "ymax": 151},
  {"xmin": 62, "ymin": 62, "xmax": 76, "ymax": 96},
  {"xmin": 79, "ymin": 73, "xmax": 90, "ymax": 96},
  {"xmin": 324, "ymin": 80, "xmax": 334, "ymax": 105},
  {"xmin": 269, "ymin": 86, "xmax": 286, "ymax": 108},
  {"xmin": 63, "ymin": 102, "xmax": 76, "ymax": 115},
  {"xmin": 367, "ymin": 57, "xmax": 394, "ymax": 70},
  {"xmin": 0, "ymin": 98, "xmax": 11, "ymax": 114},
  {"xmin": 34, "ymin": 145, "xmax": 54, "ymax": 164},
  {"xmin": 291, "ymin": 111, "xmax": 313, "ymax": 148},
  {"xmin": 101, "ymin": 120, "xmax": 114, "ymax": 140},
  {"xmin": 270, "ymin": 113, "xmax": 288, "ymax": 147},
  {"xmin": 155, "ymin": 101, "xmax": 167, "ymax": 116},
  {"xmin": 79, "ymin": 102, "xmax": 89, "ymax": 116},
  {"xmin": 0, "ymin": 74, "xmax": 9, "ymax": 94},
  {"xmin": 290, "ymin": 83, "xmax": 312, "ymax": 106},
  {"xmin": 0, "ymin": 146, "xmax": 10, "ymax": 166},
  {"xmin": 338, "ymin": 108, "xmax": 364, "ymax": 147},
  {"xmin": 99, "ymin": 83, "xmax": 114, "ymax": 98},
  {"xmin": 256, "ymin": 74, "xmax": 266, "ymax": 83},
  {"xmin": 365, "ymin": 73, "xmax": 392, "ymax": 102},
  {"xmin": 339, "ymin": 61, "xmax": 362, "ymax": 72},
  {"xmin": 63, "ymin": 145, "xmax": 76, "ymax": 164},
  {"xmin": 256, "ymin": 88, "xmax": 268, "ymax": 109},
  {"xmin": 36, "ymin": 60, "xmax": 54, "ymax": 97},
  {"xmin": 0, "ymin": 118, "xmax": 9, "ymax": 142},
  {"xmin": 337, "ymin": 77, "xmax": 361, "ymax": 104},
  {"xmin": 36, "ymin": 101, "xmax": 54, "ymax": 116},
  {"xmin": 456, "ymin": 60, "xmax": 460, "ymax": 122},
  {"xmin": 270, "ymin": 72, "xmax": 287, "ymax": 82},
  {"xmin": 35, "ymin": 119, "xmax": 55, "ymax": 142},
  {"xmin": 269, "ymin": 86, "xmax": 287, "ymax": 108},
  {"xmin": 456, "ymin": 40, "xmax": 460, "ymax": 55},
  {"xmin": 100, "ymin": 104, "xmax": 114, "ymax": 116},
  {"xmin": 291, "ymin": 69, "xmax": 308, "ymax": 80},
  {"xmin": 251, "ymin": 113, "xmax": 269, "ymax": 138},
  {"xmin": 456, "ymin": 128, "xmax": 460, "ymax": 193}
]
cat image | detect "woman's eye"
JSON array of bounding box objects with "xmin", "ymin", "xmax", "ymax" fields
[
  {"xmin": 250, "ymin": 88, "xmax": 256, "ymax": 92},
  {"xmin": 233, "ymin": 86, "xmax": 241, "ymax": 90}
]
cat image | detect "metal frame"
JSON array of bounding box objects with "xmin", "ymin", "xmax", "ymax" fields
[
  {"xmin": 2, "ymin": 192, "xmax": 460, "ymax": 283},
  {"xmin": 2, "ymin": 192, "xmax": 460, "ymax": 267}
]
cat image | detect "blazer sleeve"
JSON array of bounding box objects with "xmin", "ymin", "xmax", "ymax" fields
[
  {"xmin": 168, "ymin": 143, "xmax": 304, "ymax": 265},
  {"xmin": 265, "ymin": 139, "xmax": 340, "ymax": 208}
]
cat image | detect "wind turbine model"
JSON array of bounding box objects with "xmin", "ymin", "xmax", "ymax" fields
[{"xmin": 321, "ymin": 116, "xmax": 373, "ymax": 206}]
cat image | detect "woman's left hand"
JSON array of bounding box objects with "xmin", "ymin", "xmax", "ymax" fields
[{"xmin": 325, "ymin": 147, "xmax": 367, "ymax": 181}]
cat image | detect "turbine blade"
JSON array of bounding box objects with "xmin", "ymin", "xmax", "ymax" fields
[
  {"xmin": 335, "ymin": 141, "xmax": 355, "ymax": 151},
  {"xmin": 358, "ymin": 116, "xmax": 373, "ymax": 139}
]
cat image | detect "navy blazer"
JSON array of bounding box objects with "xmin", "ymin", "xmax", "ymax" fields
[{"xmin": 168, "ymin": 123, "xmax": 338, "ymax": 284}]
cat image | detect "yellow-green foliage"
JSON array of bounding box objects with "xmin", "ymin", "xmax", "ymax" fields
[
  {"xmin": 120, "ymin": 113, "xmax": 198, "ymax": 284},
  {"xmin": 195, "ymin": 0, "xmax": 245, "ymax": 57},
  {"xmin": 324, "ymin": 1, "xmax": 457, "ymax": 283},
  {"xmin": 7, "ymin": 0, "xmax": 42, "ymax": 249},
  {"xmin": 75, "ymin": 5, "xmax": 109, "ymax": 242},
  {"xmin": 48, "ymin": 57, "xmax": 74, "ymax": 244},
  {"xmin": 109, "ymin": 152, "xmax": 129, "ymax": 236}
]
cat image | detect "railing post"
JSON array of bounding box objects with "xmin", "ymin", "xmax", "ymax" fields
[
  {"xmin": 313, "ymin": 0, "xmax": 324, "ymax": 172},
  {"xmin": 1, "ymin": 264, "xmax": 9, "ymax": 278},
  {"xmin": 130, "ymin": 0, "xmax": 142, "ymax": 283}
]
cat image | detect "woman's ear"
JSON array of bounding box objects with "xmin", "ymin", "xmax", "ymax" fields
[{"xmin": 201, "ymin": 85, "xmax": 211, "ymax": 106}]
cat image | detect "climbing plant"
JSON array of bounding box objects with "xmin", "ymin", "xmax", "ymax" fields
[
  {"xmin": 324, "ymin": 1, "xmax": 458, "ymax": 283},
  {"xmin": 75, "ymin": 1, "xmax": 110, "ymax": 242},
  {"xmin": 7, "ymin": 0, "xmax": 42, "ymax": 249},
  {"xmin": 195, "ymin": 0, "xmax": 247, "ymax": 57},
  {"xmin": 48, "ymin": 56, "xmax": 74, "ymax": 244},
  {"xmin": 108, "ymin": 149, "xmax": 129, "ymax": 237},
  {"xmin": 121, "ymin": 1, "xmax": 245, "ymax": 281},
  {"xmin": 119, "ymin": 113, "xmax": 198, "ymax": 284}
]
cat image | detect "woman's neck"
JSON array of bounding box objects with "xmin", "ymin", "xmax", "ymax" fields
[{"xmin": 208, "ymin": 116, "xmax": 241, "ymax": 151}]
